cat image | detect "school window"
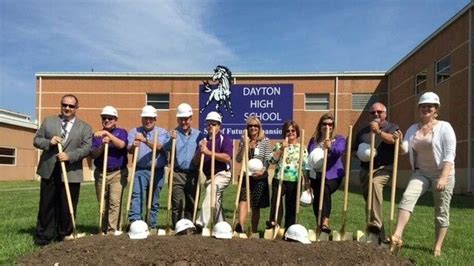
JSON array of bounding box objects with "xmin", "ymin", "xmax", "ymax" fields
[
  {"xmin": 0, "ymin": 147, "xmax": 16, "ymax": 165},
  {"xmin": 305, "ymin": 93, "xmax": 329, "ymax": 110},
  {"xmin": 415, "ymin": 70, "xmax": 427, "ymax": 94},
  {"xmin": 352, "ymin": 93, "xmax": 378, "ymax": 111},
  {"xmin": 436, "ymin": 55, "xmax": 450, "ymax": 84},
  {"xmin": 147, "ymin": 93, "xmax": 170, "ymax": 110}
]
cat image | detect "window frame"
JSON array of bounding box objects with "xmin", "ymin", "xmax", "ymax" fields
[
  {"xmin": 0, "ymin": 146, "xmax": 16, "ymax": 166},
  {"xmin": 435, "ymin": 55, "xmax": 451, "ymax": 84},
  {"xmin": 304, "ymin": 93, "xmax": 330, "ymax": 111},
  {"xmin": 415, "ymin": 69, "xmax": 428, "ymax": 95},
  {"xmin": 146, "ymin": 93, "xmax": 170, "ymax": 110}
]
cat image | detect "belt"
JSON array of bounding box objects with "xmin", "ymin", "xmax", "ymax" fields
[
  {"xmin": 106, "ymin": 166, "xmax": 123, "ymax": 173},
  {"xmin": 174, "ymin": 168, "xmax": 196, "ymax": 174}
]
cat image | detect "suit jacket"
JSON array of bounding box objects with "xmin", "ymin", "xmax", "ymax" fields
[{"xmin": 34, "ymin": 115, "xmax": 92, "ymax": 183}]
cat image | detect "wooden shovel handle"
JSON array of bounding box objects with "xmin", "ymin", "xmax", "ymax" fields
[
  {"xmin": 367, "ymin": 132, "xmax": 376, "ymax": 228},
  {"xmin": 146, "ymin": 129, "xmax": 159, "ymax": 225},
  {"xmin": 57, "ymin": 143, "xmax": 76, "ymax": 236},
  {"xmin": 166, "ymin": 138, "xmax": 176, "ymax": 231},
  {"xmin": 99, "ymin": 143, "xmax": 109, "ymax": 232},
  {"xmin": 124, "ymin": 146, "xmax": 139, "ymax": 231},
  {"xmin": 317, "ymin": 129, "xmax": 330, "ymax": 228},
  {"xmin": 193, "ymin": 153, "xmax": 205, "ymax": 224},
  {"xmin": 295, "ymin": 130, "xmax": 305, "ymax": 223}
]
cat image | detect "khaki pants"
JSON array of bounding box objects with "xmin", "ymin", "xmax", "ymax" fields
[
  {"xmin": 359, "ymin": 168, "xmax": 391, "ymax": 229},
  {"xmin": 398, "ymin": 170, "xmax": 454, "ymax": 227},
  {"xmin": 197, "ymin": 170, "xmax": 231, "ymax": 228},
  {"xmin": 94, "ymin": 168, "xmax": 128, "ymax": 233}
]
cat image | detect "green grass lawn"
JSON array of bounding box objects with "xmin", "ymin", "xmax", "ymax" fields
[{"xmin": 1, "ymin": 180, "xmax": 473, "ymax": 264}]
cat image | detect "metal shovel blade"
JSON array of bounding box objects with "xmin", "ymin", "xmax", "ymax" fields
[
  {"xmin": 308, "ymin": 229, "xmax": 317, "ymax": 242},
  {"xmin": 332, "ymin": 230, "xmax": 353, "ymax": 241},
  {"xmin": 250, "ymin": 232, "xmax": 260, "ymax": 239},
  {"xmin": 366, "ymin": 232, "xmax": 379, "ymax": 244},
  {"xmin": 201, "ymin": 227, "xmax": 211, "ymax": 237},
  {"xmin": 318, "ymin": 232, "xmax": 329, "ymax": 241},
  {"xmin": 263, "ymin": 228, "xmax": 274, "ymax": 240},
  {"xmin": 355, "ymin": 230, "xmax": 366, "ymax": 241},
  {"xmin": 157, "ymin": 229, "xmax": 167, "ymax": 236}
]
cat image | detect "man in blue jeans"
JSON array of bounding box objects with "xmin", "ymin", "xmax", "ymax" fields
[{"xmin": 127, "ymin": 105, "xmax": 170, "ymax": 234}]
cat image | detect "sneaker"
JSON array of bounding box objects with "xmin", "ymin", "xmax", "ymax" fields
[{"xmin": 64, "ymin": 232, "xmax": 86, "ymax": 241}]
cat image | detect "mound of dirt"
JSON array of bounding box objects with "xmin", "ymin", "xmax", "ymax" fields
[{"xmin": 19, "ymin": 235, "xmax": 413, "ymax": 265}]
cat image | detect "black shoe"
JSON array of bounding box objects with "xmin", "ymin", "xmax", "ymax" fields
[
  {"xmin": 320, "ymin": 225, "xmax": 332, "ymax": 234},
  {"xmin": 34, "ymin": 238, "xmax": 50, "ymax": 246},
  {"xmin": 234, "ymin": 223, "xmax": 243, "ymax": 233},
  {"xmin": 194, "ymin": 224, "xmax": 203, "ymax": 234},
  {"xmin": 367, "ymin": 224, "xmax": 381, "ymax": 234},
  {"xmin": 265, "ymin": 221, "xmax": 275, "ymax": 229}
]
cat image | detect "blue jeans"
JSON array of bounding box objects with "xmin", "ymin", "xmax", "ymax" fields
[{"xmin": 129, "ymin": 168, "xmax": 164, "ymax": 228}]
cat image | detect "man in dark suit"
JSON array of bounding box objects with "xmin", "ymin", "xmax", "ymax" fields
[{"xmin": 33, "ymin": 94, "xmax": 92, "ymax": 245}]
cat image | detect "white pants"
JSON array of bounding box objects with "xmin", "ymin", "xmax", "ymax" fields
[{"xmin": 197, "ymin": 170, "xmax": 231, "ymax": 228}]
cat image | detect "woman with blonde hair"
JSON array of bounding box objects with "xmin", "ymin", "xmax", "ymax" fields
[{"xmin": 235, "ymin": 116, "xmax": 272, "ymax": 235}]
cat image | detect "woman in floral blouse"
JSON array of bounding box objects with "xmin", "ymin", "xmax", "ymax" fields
[{"xmin": 266, "ymin": 120, "xmax": 308, "ymax": 231}]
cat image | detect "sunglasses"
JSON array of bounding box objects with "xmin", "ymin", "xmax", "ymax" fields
[
  {"xmin": 419, "ymin": 104, "xmax": 436, "ymax": 108},
  {"xmin": 101, "ymin": 116, "xmax": 116, "ymax": 121},
  {"xmin": 370, "ymin": 110, "xmax": 384, "ymax": 115},
  {"xmin": 247, "ymin": 124, "xmax": 259, "ymax": 128},
  {"xmin": 206, "ymin": 122, "xmax": 219, "ymax": 127},
  {"xmin": 61, "ymin": 103, "xmax": 76, "ymax": 109},
  {"xmin": 286, "ymin": 129, "xmax": 296, "ymax": 133},
  {"xmin": 321, "ymin": 122, "xmax": 334, "ymax": 126}
]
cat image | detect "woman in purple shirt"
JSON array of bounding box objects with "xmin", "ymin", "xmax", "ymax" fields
[{"xmin": 305, "ymin": 113, "xmax": 346, "ymax": 233}]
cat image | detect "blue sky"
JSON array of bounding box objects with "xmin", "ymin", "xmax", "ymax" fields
[{"xmin": 0, "ymin": 0, "xmax": 470, "ymax": 118}]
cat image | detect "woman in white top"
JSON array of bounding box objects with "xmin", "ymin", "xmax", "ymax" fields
[{"xmin": 392, "ymin": 92, "xmax": 456, "ymax": 257}]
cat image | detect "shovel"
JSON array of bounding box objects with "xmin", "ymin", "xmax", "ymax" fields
[
  {"xmin": 123, "ymin": 146, "xmax": 139, "ymax": 232},
  {"xmin": 315, "ymin": 129, "xmax": 330, "ymax": 241},
  {"xmin": 363, "ymin": 132, "xmax": 378, "ymax": 243},
  {"xmin": 332, "ymin": 126, "xmax": 353, "ymax": 241},
  {"xmin": 202, "ymin": 128, "xmax": 217, "ymax": 237},
  {"xmin": 194, "ymin": 153, "xmax": 211, "ymax": 236},
  {"xmin": 162, "ymin": 138, "xmax": 176, "ymax": 236},
  {"xmin": 146, "ymin": 130, "xmax": 160, "ymax": 234},
  {"xmin": 57, "ymin": 143, "xmax": 77, "ymax": 238},
  {"xmin": 263, "ymin": 143, "xmax": 288, "ymax": 240},
  {"xmin": 244, "ymin": 136, "xmax": 252, "ymax": 237},
  {"xmin": 98, "ymin": 143, "xmax": 109, "ymax": 234},
  {"xmin": 386, "ymin": 138, "xmax": 400, "ymax": 252},
  {"xmin": 231, "ymin": 131, "xmax": 249, "ymax": 238}
]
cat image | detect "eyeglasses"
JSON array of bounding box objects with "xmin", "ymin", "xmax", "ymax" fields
[
  {"xmin": 206, "ymin": 122, "xmax": 219, "ymax": 127},
  {"xmin": 321, "ymin": 122, "xmax": 334, "ymax": 126},
  {"xmin": 247, "ymin": 124, "xmax": 259, "ymax": 128},
  {"xmin": 370, "ymin": 110, "xmax": 384, "ymax": 115},
  {"xmin": 286, "ymin": 129, "xmax": 296, "ymax": 133},
  {"xmin": 101, "ymin": 116, "xmax": 116, "ymax": 121},
  {"xmin": 61, "ymin": 103, "xmax": 76, "ymax": 109}
]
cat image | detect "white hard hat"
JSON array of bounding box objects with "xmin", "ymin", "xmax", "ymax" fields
[
  {"xmin": 308, "ymin": 147, "xmax": 324, "ymax": 170},
  {"xmin": 128, "ymin": 220, "xmax": 149, "ymax": 239},
  {"xmin": 247, "ymin": 158, "xmax": 264, "ymax": 175},
  {"xmin": 176, "ymin": 103, "xmax": 193, "ymax": 118},
  {"xmin": 418, "ymin": 91, "xmax": 440, "ymax": 106},
  {"xmin": 357, "ymin": 143, "xmax": 376, "ymax": 162},
  {"xmin": 101, "ymin": 106, "xmax": 118, "ymax": 118},
  {"xmin": 300, "ymin": 190, "xmax": 313, "ymax": 206},
  {"xmin": 175, "ymin": 218, "xmax": 196, "ymax": 235},
  {"xmin": 141, "ymin": 105, "xmax": 157, "ymax": 118},
  {"xmin": 284, "ymin": 224, "xmax": 311, "ymax": 244},
  {"xmin": 212, "ymin": 221, "xmax": 233, "ymax": 239},
  {"xmin": 205, "ymin": 111, "xmax": 222, "ymax": 124}
]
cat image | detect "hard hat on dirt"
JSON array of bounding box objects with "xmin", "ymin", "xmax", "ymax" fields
[
  {"xmin": 175, "ymin": 218, "xmax": 196, "ymax": 236},
  {"xmin": 101, "ymin": 106, "xmax": 118, "ymax": 118},
  {"xmin": 247, "ymin": 158, "xmax": 264, "ymax": 175},
  {"xmin": 308, "ymin": 147, "xmax": 324, "ymax": 170},
  {"xmin": 284, "ymin": 224, "xmax": 311, "ymax": 244},
  {"xmin": 205, "ymin": 111, "xmax": 222, "ymax": 124},
  {"xmin": 128, "ymin": 220, "xmax": 149, "ymax": 239},
  {"xmin": 141, "ymin": 105, "xmax": 157, "ymax": 118},
  {"xmin": 418, "ymin": 91, "xmax": 440, "ymax": 106},
  {"xmin": 300, "ymin": 190, "xmax": 313, "ymax": 206},
  {"xmin": 213, "ymin": 221, "xmax": 233, "ymax": 239},
  {"xmin": 176, "ymin": 103, "xmax": 193, "ymax": 118},
  {"xmin": 356, "ymin": 143, "xmax": 376, "ymax": 162}
]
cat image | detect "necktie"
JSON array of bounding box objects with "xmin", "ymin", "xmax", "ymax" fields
[{"xmin": 61, "ymin": 119, "xmax": 68, "ymax": 140}]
